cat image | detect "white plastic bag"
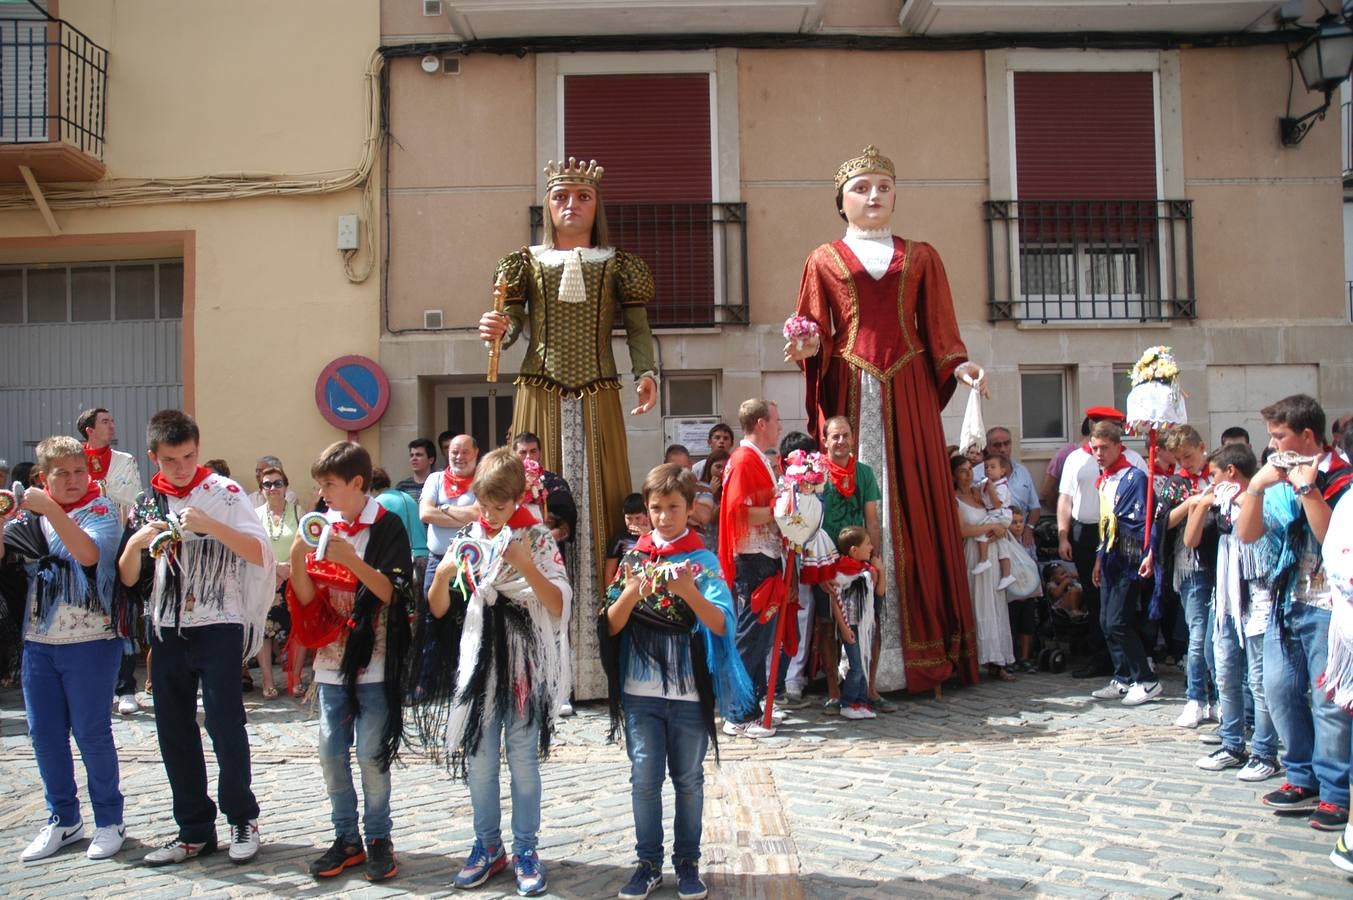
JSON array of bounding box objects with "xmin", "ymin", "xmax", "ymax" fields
[{"xmin": 957, "ymin": 367, "xmax": 986, "ymax": 456}]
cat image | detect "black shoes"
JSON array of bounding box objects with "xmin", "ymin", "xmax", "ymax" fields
[
  {"xmin": 366, "ymin": 837, "xmax": 398, "ymax": 882},
  {"xmin": 310, "ymin": 836, "xmax": 366, "ymax": 878}
]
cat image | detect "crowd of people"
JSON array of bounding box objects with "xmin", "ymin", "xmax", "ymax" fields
[{"xmin": 4, "ymin": 390, "xmax": 1353, "ymax": 892}]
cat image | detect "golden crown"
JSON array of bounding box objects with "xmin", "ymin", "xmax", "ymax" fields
[
  {"xmin": 544, "ymin": 157, "xmax": 604, "ymax": 189},
  {"xmin": 834, "ymin": 145, "xmax": 895, "ymax": 191}
]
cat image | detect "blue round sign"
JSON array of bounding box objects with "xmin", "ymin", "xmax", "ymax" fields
[{"xmin": 315, "ymin": 355, "xmax": 390, "ymax": 432}]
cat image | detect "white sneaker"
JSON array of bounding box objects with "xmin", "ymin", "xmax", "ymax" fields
[
  {"xmin": 144, "ymin": 836, "xmax": 215, "ymax": 866},
  {"xmin": 1090, "ymin": 679, "xmax": 1129, "ymax": 700},
  {"xmin": 1236, "ymin": 757, "xmax": 1281, "ymax": 782},
  {"xmin": 116, "ymin": 694, "xmax": 138, "ymax": 716},
  {"xmin": 1174, "ymin": 699, "xmax": 1207, "ymax": 728},
  {"xmin": 1122, "ymin": 681, "xmax": 1163, "ymax": 706},
  {"xmin": 722, "ymin": 719, "xmax": 776, "ymax": 739},
  {"xmin": 86, "ymin": 824, "xmax": 126, "ymax": 860},
  {"xmin": 558, "ymin": 701, "xmax": 575, "ymax": 718},
  {"xmin": 995, "ymin": 574, "xmax": 1017, "ymax": 591},
  {"xmin": 970, "ymin": 560, "xmax": 992, "ymax": 576},
  {"xmin": 1196, "ymin": 747, "xmax": 1245, "ymax": 771},
  {"xmin": 1198, "ymin": 729, "xmax": 1223, "ymax": 746},
  {"xmin": 228, "ymin": 820, "xmax": 260, "ymax": 864},
  {"xmin": 21, "ymin": 818, "xmax": 83, "ymax": 862},
  {"xmin": 840, "ymin": 703, "xmax": 877, "ymax": 720},
  {"xmin": 768, "ymin": 706, "xmax": 786, "ymax": 725},
  {"xmin": 1202, "ymin": 702, "xmax": 1218, "ymax": 722}
]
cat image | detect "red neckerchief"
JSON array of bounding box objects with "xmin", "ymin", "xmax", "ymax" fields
[
  {"xmin": 151, "ymin": 465, "xmax": 213, "ymax": 499},
  {"xmin": 634, "ymin": 529, "xmax": 705, "ymax": 558},
  {"xmin": 50, "ymin": 483, "xmax": 103, "ymax": 513},
  {"xmin": 83, "ymin": 443, "xmax": 112, "ymax": 479},
  {"xmin": 1095, "ymin": 454, "xmax": 1133, "ymax": 488},
  {"xmin": 1082, "ymin": 441, "xmax": 1092, "ymax": 454},
  {"xmin": 332, "ymin": 504, "xmax": 384, "ymax": 537},
  {"xmin": 1321, "ymin": 448, "xmax": 1352, "ymax": 501},
  {"xmin": 836, "ymin": 555, "xmax": 872, "ymax": 577},
  {"xmin": 479, "ymin": 504, "xmax": 539, "ymax": 536},
  {"xmin": 1178, "ymin": 467, "xmax": 1206, "ymax": 491},
  {"xmin": 825, "ymin": 453, "xmax": 857, "ymax": 499},
  {"xmin": 442, "ymin": 466, "xmax": 474, "ymax": 500}
]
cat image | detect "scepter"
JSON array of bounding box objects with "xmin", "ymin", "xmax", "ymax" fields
[{"xmin": 486, "ymin": 273, "xmax": 507, "ymax": 383}]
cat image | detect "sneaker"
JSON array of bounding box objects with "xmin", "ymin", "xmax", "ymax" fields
[
  {"xmin": 822, "ymin": 698, "xmax": 841, "ymax": 716},
  {"xmin": 1202, "ymin": 702, "xmax": 1218, "ymax": 722},
  {"xmin": 722, "ymin": 719, "xmax": 777, "ymax": 739},
  {"xmin": 558, "ymin": 701, "xmax": 575, "ymax": 718},
  {"xmin": 86, "ymin": 824, "xmax": 126, "ymax": 860},
  {"xmin": 618, "ymin": 860, "xmax": 663, "ymax": 899},
  {"xmin": 455, "ymin": 840, "xmax": 507, "ymax": 889},
  {"xmin": 1309, "ymin": 802, "xmax": 1350, "ymax": 832},
  {"xmin": 779, "ymin": 690, "xmax": 809, "ymax": 710},
  {"xmin": 21, "ymin": 818, "xmax": 84, "ymax": 862},
  {"xmin": 995, "ymin": 574, "xmax": 1017, "ymax": 591},
  {"xmin": 675, "ymin": 860, "xmax": 709, "ymax": 900},
  {"xmin": 514, "ymin": 849, "xmax": 547, "ymax": 896},
  {"xmin": 116, "ymin": 694, "xmax": 138, "ymax": 716},
  {"xmin": 1236, "ymin": 757, "xmax": 1281, "ymax": 783},
  {"xmin": 366, "ymin": 837, "xmax": 398, "ymax": 882},
  {"xmin": 841, "ymin": 703, "xmax": 877, "ymax": 720},
  {"xmin": 1196, "ymin": 747, "xmax": 1246, "ymax": 771},
  {"xmin": 868, "ymin": 695, "xmax": 898, "ymax": 713},
  {"xmin": 1090, "ymin": 679, "xmax": 1129, "ymax": 700},
  {"xmin": 1122, "ymin": 681, "xmax": 1162, "ymax": 706},
  {"xmin": 1331, "ymin": 833, "xmax": 1353, "ymax": 874},
  {"xmin": 309, "ymin": 836, "xmax": 366, "ymax": 877},
  {"xmin": 1262, "ymin": 782, "xmax": 1321, "ymax": 812},
  {"xmin": 144, "ymin": 836, "xmax": 217, "ymax": 866},
  {"xmin": 228, "ymin": 820, "xmax": 260, "ymax": 864},
  {"xmin": 1174, "ymin": 699, "xmax": 1207, "ymax": 728},
  {"xmin": 970, "ymin": 560, "xmax": 992, "ymax": 575},
  {"xmin": 1198, "ymin": 729, "xmax": 1223, "ymax": 746},
  {"xmin": 766, "ymin": 706, "xmax": 786, "ymax": 725}
]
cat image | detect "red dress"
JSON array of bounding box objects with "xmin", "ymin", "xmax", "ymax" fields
[{"xmin": 795, "ymin": 237, "xmax": 978, "ymax": 691}]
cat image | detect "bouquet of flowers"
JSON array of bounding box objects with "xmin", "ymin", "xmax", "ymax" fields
[
  {"xmin": 1129, "ymin": 345, "xmax": 1180, "ymax": 387},
  {"xmin": 782, "ymin": 315, "xmax": 820, "ymax": 353},
  {"xmin": 521, "ymin": 457, "xmax": 547, "ymax": 509},
  {"xmin": 781, "ymin": 449, "xmax": 827, "ymax": 494},
  {"xmin": 1125, "ymin": 345, "xmax": 1187, "ymax": 433}
]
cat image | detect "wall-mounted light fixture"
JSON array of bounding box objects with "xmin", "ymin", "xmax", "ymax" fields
[{"xmin": 1279, "ymin": 12, "xmax": 1353, "ymax": 146}]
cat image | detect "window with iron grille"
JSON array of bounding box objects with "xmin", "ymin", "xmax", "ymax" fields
[
  {"xmin": 0, "ymin": 260, "xmax": 183, "ymax": 323},
  {"xmin": 987, "ymin": 71, "xmax": 1195, "ymax": 323}
]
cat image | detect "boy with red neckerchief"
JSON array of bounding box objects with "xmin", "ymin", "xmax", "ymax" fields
[
  {"xmin": 6, "ymin": 436, "xmax": 127, "ymax": 863},
  {"xmin": 117, "ymin": 410, "xmax": 274, "ymax": 868},
  {"xmin": 415, "ymin": 448, "xmax": 568, "ymax": 897},
  {"xmin": 1087, "ymin": 421, "xmax": 1161, "ymax": 708},
  {"xmin": 288, "ymin": 441, "xmax": 414, "ymax": 883},
  {"xmin": 602, "ymin": 464, "xmax": 752, "ymax": 900}
]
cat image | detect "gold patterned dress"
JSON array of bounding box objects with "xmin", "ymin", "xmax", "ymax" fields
[{"xmin": 495, "ymin": 245, "xmax": 657, "ymax": 699}]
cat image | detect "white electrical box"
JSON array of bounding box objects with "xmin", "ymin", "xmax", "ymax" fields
[{"xmin": 337, "ymin": 215, "xmax": 359, "ymax": 251}]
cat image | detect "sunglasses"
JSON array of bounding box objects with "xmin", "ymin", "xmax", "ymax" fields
[{"xmin": 261, "ymin": 481, "xmax": 286, "ymax": 489}]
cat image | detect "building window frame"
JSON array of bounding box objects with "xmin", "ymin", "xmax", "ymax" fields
[{"xmin": 1019, "ymin": 366, "xmax": 1074, "ymax": 446}]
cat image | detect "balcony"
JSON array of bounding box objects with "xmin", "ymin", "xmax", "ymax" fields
[
  {"xmin": 984, "ymin": 199, "xmax": 1196, "ymax": 324},
  {"xmin": 0, "ymin": 13, "xmax": 107, "ymax": 183},
  {"xmin": 528, "ymin": 202, "xmax": 749, "ymax": 329}
]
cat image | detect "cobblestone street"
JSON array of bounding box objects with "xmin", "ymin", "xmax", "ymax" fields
[{"xmin": 2, "ymin": 668, "xmax": 1351, "ymax": 899}]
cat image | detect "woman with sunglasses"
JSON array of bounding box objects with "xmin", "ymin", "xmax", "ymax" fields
[{"xmin": 255, "ymin": 466, "xmax": 300, "ymax": 699}]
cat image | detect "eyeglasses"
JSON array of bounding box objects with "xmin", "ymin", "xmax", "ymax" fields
[{"xmin": 261, "ymin": 481, "xmax": 285, "ymax": 489}]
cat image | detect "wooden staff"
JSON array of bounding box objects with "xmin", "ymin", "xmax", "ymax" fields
[{"xmin": 486, "ymin": 272, "xmax": 507, "ymax": 383}]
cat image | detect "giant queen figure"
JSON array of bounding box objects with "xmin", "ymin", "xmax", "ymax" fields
[
  {"xmin": 478, "ymin": 158, "xmax": 657, "ymax": 699},
  {"xmin": 786, "ymin": 146, "xmax": 982, "ymax": 693}
]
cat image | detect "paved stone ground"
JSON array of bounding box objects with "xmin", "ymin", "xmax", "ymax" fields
[{"xmin": 1, "ymin": 666, "xmax": 1351, "ymax": 899}]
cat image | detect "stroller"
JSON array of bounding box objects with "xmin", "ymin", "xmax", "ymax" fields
[{"xmin": 1029, "ymin": 518, "xmax": 1095, "ymax": 673}]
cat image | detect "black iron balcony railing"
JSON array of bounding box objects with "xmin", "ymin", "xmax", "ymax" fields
[
  {"xmin": 529, "ymin": 202, "xmax": 749, "ymax": 328},
  {"xmin": 984, "ymin": 199, "xmax": 1196, "ymax": 323},
  {"xmin": 0, "ymin": 13, "xmax": 107, "ymax": 158}
]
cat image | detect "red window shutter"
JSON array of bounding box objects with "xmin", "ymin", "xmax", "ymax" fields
[
  {"xmin": 563, "ymin": 74, "xmax": 714, "ymax": 325},
  {"xmin": 564, "ymin": 74, "xmax": 711, "ymax": 201},
  {"xmin": 1013, "ymin": 71, "xmax": 1157, "ymax": 201}
]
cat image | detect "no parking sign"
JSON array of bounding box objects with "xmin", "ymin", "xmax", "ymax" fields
[{"xmin": 315, "ymin": 355, "xmax": 390, "ymax": 440}]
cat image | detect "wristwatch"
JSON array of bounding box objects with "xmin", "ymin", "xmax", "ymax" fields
[{"xmin": 1294, "ymin": 482, "xmax": 1315, "ymax": 498}]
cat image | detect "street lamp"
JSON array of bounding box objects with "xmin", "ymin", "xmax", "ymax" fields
[{"xmin": 1279, "ymin": 13, "xmax": 1353, "ymax": 146}]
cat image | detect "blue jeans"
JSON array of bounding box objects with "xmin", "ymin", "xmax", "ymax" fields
[
  {"xmin": 466, "ymin": 711, "xmax": 541, "ymax": 856},
  {"xmin": 151, "ymin": 623, "xmax": 259, "ymax": 841},
  {"xmin": 622, "ymin": 693, "xmax": 708, "ymax": 867},
  {"xmin": 732, "ymin": 553, "xmax": 782, "ymax": 721},
  {"xmin": 840, "ymin": 637, "xmax": 866, "ymax": 706},
  {"xmin": 1180, "ymin": 571, "xmax": 1216, "ymax": 703},
  {"xmin": 1263, "ymin": 603, "xmax": 1352, "ymax": 806},
  {"xmin": 1100, "ymin": 574, "xmax": 1151, "ymax": 685},
  {"xmin": 22, "ymin": 639, "xmax": 124, "ymax": 827},
  {"xmin": 317, "ymin": 682, "xmax": 392, "ymax": 841},
  {"xmin": 1214, "ymin": 616, "xmax": 1281, "ymax": 760}
]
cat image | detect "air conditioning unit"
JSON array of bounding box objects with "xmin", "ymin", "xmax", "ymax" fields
[
  {"xmin": 423, "ymin": 309, "xmax": 444, "ymax": 329},
  {"xmin": 422, "ymin": 0, "xmax": 443, "ymax": 16}
]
